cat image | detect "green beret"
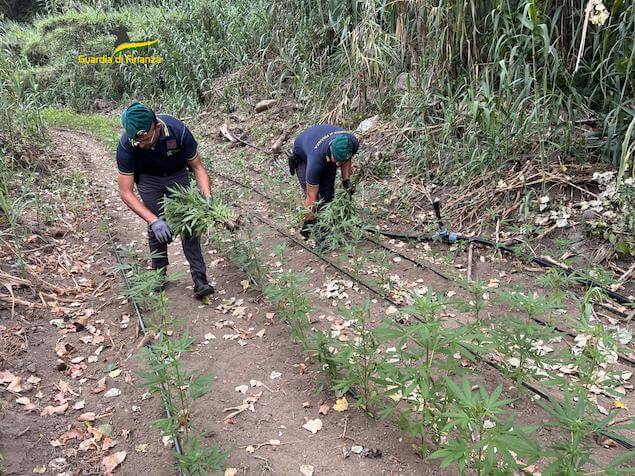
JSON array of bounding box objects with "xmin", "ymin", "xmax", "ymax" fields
[
  {"xmin": 330, "ymin": 135, "xmax": 354, "ymax": 163},
  {"xmin": 121, "ymin": 101, "xmax": 154, "ymax": 139}
]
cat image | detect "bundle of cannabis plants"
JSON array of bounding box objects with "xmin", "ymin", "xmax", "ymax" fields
[
  {"xmin": 163, "ymin": 184, "xmax": 234, "ymax": 238},
  {"xmin": 312, "ymin": 189, "xmax": 363, "ymax": 252}
]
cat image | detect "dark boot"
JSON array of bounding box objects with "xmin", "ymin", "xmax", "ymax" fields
[{"xmin": 193, "ymin": 274, "xmax": 214, "ymax": 299}]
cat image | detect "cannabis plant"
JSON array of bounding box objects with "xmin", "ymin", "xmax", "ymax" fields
[
  {"xmin": 432, "ymin": 379, "xmax": 541, "ymax": 475},
  {"xmin": 330, "ymin": 302, "xmax": 382, "ymax": 413},
  {"xmin": 539, "ymin": 388, "xmax": 635, "ymax": 475},
  {"xmin": 163, "ymin": 184, "xmax": 234, "ymax": 238},
  {"xmin": 311, "ymin": 189, "xmax": 363, "ymax": 252},
  {"xmin": 264, "ymin": 270, "xmax": 312, "ymax": 348}
]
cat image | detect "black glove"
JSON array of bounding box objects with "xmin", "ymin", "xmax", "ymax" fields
[
  {"xmin": 342, "ymin": 179, "xmax": 355, "ymax": 196},
  {"xmin": 287, "ymin": 149, "xmax": 299, "ymax": 176},
  {"xmin": 149, "ymin": 218, "xmax": 172, "ymax": 244},
  {"xmin": 300, "ymin": 218, "xmax": 317, "ymax": 239}
]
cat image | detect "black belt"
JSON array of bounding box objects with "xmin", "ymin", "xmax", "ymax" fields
[{"xmin": 140, "ymin": 168, "xmax": 186, "ymax": 178}]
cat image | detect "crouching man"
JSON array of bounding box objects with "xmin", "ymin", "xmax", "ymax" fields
[{"xmin": 288, "ymin": 124, "xmax": 359, "ymax": 238}]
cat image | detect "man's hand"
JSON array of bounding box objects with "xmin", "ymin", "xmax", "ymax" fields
[
  {"xmin": 300, "ymin": 218, "xmax": 317, "ymax": 239},
  {"xmin": 342, "ymin": 179, "xmax": 355, "ymax": 196},
  {"xmin": 149, "ymin": 218, "xmax": 172, "ymax": 244}
]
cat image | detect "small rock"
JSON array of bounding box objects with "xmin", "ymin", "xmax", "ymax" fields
[
  {"xmin": 394, "ymin": 72, "xmax": 416, "ymax": 91},
  {"xmin": 355, "ymin": 115, "xmax": 379, "ymax": 133},
  {"xmin": 26, "ymin": 363, "xmax": 37, "ymax": 373},
  {"xmin": 300, "ymin": 464, "xmax": 314, "ymax": 476},
  {"xmin": 255, "ymin": 99, "xmax": 277, "ymax": 113},
  {"xmin": 351, "ymin": 445, "xmax": 363, "ymax": 454}
]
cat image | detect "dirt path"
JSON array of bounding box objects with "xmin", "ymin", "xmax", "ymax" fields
[{"xmin": 56, "ymin": 129, "xmax": 445, "ymax": 475}]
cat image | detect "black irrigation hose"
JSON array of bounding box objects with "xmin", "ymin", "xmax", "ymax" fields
[
  {"xmin": 88, "ymin": 188, "xmax": 185, "ymax": 462},
  {"xmin": 249, "ymin": 211, "xmax": 635, "ymax": 451},
  {"xmin": 369, "ymin": 228, "xmax": 634, "ymax": 308}
]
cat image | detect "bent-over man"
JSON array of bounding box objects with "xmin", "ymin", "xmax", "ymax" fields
[{"xmin": 116, "ymin": 101, "xmax": 214, "ymax": 299}]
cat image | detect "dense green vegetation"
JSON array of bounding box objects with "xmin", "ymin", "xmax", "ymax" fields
[{"xmin": 1, "ymin": 0, "xmax": 633, "ymax": 179}]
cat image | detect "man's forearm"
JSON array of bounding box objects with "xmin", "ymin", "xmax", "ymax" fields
[
  {"xmin": 194, "ymin": 168, "xmax": 211, "ymax": 198},
  {"xmin": 120, "ymin": 190, "xmax": 157, "ymax": 223},
  {"xmin": 341, "ymin": 161, "xmax": 352, "ymax": 181}
]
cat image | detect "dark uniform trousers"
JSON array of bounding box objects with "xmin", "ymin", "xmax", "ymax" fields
[
  {"xmin": 136, "ymin": 169, "xmax": 207, "ymax": 279},
  {"xmin": 295, "ymin": 160, "xmax": 337, "ymax": 205}
]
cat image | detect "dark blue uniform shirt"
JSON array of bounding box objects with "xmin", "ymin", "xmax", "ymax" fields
[
  {"xmin": 293, "ymin": 124, "xmax": 359, "ymax": 186},
  {"xmin": 116, "ymin": 114, "xmax": 198, "ymax": 179}
]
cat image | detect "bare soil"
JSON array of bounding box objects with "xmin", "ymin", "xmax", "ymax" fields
[{"xmin": 1, "ymin": 115, "xmax": 632, "ymax": 476}]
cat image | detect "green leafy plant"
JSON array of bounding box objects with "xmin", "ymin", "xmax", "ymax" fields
[
  {"xmin": 487, "ymin": 315, "xmax": 563, "ymax": 387},
  {"xmin": 539, "ymin": 388, "xmax": 635, "ymax": 475},
  {"xmin": 163, "ymin": 184, "xmax": 234, "ymax": 239},
  {"xmin": 119, "ymin": 255, "xmax": 227, "ymax": 475},
  {"xmin": 264, "ymin": 270, "xmax": 312, "ymax": 348},
  {"xmin": 432, "ymin": 379, "xmax": 541, "ymax": 475},
  {"xmin": 330, "ymin": 301, "xmax": 382, "ymax": 413},
  {"xmin": 311, "ymin": 189, "xmax": 363, "ymax": 252},
  {"xmin": 374, "ymin": 294, "xmax": 477, "ymax": 454}
]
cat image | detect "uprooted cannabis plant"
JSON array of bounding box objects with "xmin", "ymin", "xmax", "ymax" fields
[
  {"xmin": 163, "ymin": 184, "xmax": 234, "ymax": 238},
  {"xmin": 311, "ymin": 189, "xmax": 364, "ymax": 252}
]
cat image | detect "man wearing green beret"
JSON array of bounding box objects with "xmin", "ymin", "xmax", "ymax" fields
[
  {"xmin": 288, "ymin": 125, "xmax": 359, "ymax": 238},
  {"xmin": 116, "ymin": 101, "xmax": 215, "ymax": 298}
]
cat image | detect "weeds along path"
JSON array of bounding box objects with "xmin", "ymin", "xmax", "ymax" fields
[
  {"xmin": 0, "ymin": 130, "xmax": 173, "ymax": 475},
  {"xmin": 50, "ymin": 130, "xmax": 443, "ymax": 474},
  {"xmin": 214, "ymin": 166, "xmax": 635, "ymax": 367},
  {"xmin": 206, "ymin": 138, "xmax": 632, "ymax": 458}
]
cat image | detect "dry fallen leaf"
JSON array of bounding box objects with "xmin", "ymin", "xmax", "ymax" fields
[
  {"xmin": 93, "ymin": 377, "xmax": 107, "ymax": 394},
  {"xmin": 101, "ymin": 451, "xmax": 126, "ymax": 475},
  {"xmin": 333, "ymin": 397, "xmax": 349, "ymax": 412},
  {"xmin": 60, "ymin": 428, "xmax": 84, "ymax": 443},
  {"xmin": 135, "ymin": 443, "xmax": 149, "ymax": 453},
  {"xmin": 225, "ymin": 469, "xmax": 238, "ymax": 476},
  {"xmin": 614, "ymin": 399, "xmax": 628, "ymax": 410},
  {"xmin": 108, "ymin": 369, "xmax": 122, "ymax": 379},
  {"xmin": 318, "ymin": 403, "xmax": 330, "ymax": 415},
  {"xmin": 104, "ymin": 388, "xmax": 121, "ymax": 398},
  {"xmin": 302, "ymin": 418, "xmax": 323, "ymax": 434},
  {"xmin": 302, "ymin": 401, "xmax": 311, "ymax": 408},
  {"xmin": 78, "ymin": 412, "xmax": 96, "ymax": 422},
  {"xmin": 32, "ymin": 464, "xmax": 46, "ymax": 474},
  {"xmin": 240, "ymin": 280, "xmax": 250, "ymax": 291},
  {"xmin": 16, "ymin": 396, "xmax": 36, "ymax": 411},
  {"xmin": 0, "ymin": 370, "xmax": 16, "ymax": 383},
  {"xmin": 7, "ymin": 376, "xmax": 23, "ymax": 393},
  {"xmin": 79, "ymin": 437, "xmax": 97, "ymax": 452},
  {"xmin": 41, "ymin": 402, "xmax": 69, "ymax": 416}
]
